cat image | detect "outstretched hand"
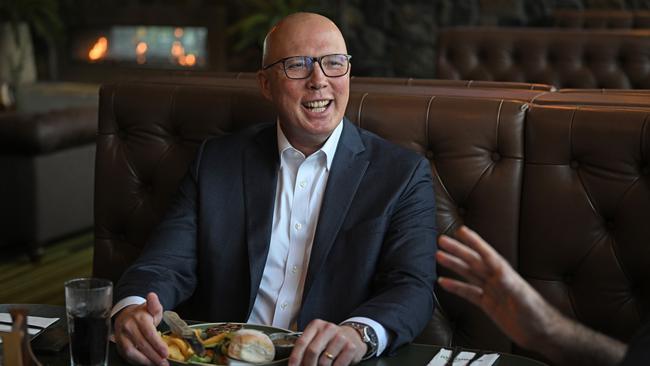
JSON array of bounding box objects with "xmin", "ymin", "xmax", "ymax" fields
[{"xmin": 435, "ymin": 226, "xmax": 558, "ymax": 349}]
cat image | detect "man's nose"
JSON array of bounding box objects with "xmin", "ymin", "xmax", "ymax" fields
[{"xmin": 308, "ymin": 61, "xmax": 327, "ymax": 89}]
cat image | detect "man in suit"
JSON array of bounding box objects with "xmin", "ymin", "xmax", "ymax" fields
[{"xmin": 113, "ymin": 12, "xmax": 437, "ymax": 366}]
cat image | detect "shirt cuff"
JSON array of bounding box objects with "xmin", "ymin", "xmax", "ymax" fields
[
  {"xmin": 341, "ymin": 316, "xmax": 391, "ymax": 357},
  {"xmin": 110, "ymin": 296, "xmax": 146, "ymax": 318}
]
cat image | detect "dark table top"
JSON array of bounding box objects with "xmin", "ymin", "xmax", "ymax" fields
[{"xmin": 0, "ymin": 304, "xmax": 547, "ymax": 366}]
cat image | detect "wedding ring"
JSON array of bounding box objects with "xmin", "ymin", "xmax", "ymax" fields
[{"xmin": 324, "ymin": 351, "xmax": 335, "ymax": 360}]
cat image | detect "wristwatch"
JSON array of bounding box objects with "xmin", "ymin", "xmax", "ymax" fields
[{"xmin": 342, "ymin": 322, "xmax": 378, "ymax": 360}]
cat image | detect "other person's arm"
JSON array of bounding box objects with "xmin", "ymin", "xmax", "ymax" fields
[{"xmin": 436, "ymin": 226, "xmax": 626, "ymax": 366}]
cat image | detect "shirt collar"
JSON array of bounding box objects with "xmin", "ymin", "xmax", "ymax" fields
[{"xmin": 276, "ymin": 119, "xmax": 343, "ymax": 171}]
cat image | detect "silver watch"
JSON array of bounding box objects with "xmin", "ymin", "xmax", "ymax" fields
[{"xmin": 342, "ymin": 322, "xmax": 378, "ymax": 360}]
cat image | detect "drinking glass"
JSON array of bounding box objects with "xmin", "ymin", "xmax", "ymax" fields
[{"xmin": 64, "ymin": 278, "xmax": 113, "ymax": 366}]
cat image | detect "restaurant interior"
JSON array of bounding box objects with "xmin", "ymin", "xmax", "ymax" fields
[{"xmin": 1, "ymin": 0, "xmax": 649, "ymax": 365}]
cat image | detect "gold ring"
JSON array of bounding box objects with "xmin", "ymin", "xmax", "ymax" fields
[{"xmin": 324, "ymin": 351, "xmax": 335, "ymax": 360}]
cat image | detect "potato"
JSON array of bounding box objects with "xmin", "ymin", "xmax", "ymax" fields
[
  {"xmin": 161, "ymin": 333, "xmax": 194, "ymax": 360},
  {"xmin": 201, "ymin": 332, "xmax": 228, "ymax": 348},
  {"xmin": 168, "ymin": 345, "xmax": 185, "ymax": 361}
]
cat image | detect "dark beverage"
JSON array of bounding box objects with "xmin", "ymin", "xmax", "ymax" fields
[{"xmin": 68, "ymin": 312, "xmax": 110, "ymax": 366}]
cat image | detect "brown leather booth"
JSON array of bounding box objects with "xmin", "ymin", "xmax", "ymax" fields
[
  {"xmin": 437, "ymin": 27, "xmax": 650, "ymax": 89},
  {"xmin": 0, "ymin": 107, "xmax": 97, "ymax": 259},
  {"xmin": 93, "ymin": 81, "xmax": 650, "ymax": 363}
]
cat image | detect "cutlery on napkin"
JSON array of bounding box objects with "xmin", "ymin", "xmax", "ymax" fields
[{"xmin": 427, "ymin": 347, "xmax": 500, "ymax": 366}]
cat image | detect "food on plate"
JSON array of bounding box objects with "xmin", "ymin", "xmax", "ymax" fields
[
  {"xmin": 160, "ymin": 333, "xmax": 194, "ymax": 361},
  {"xmin": 160, "ymin": 323, "xmax": 289, "ymax": 365},
  {"xmin": 205, "ymin": 323, "xmax": 243, "ymax": 337},
  {"xmin": 227, "ymin": 329, "xmax": 275, "ymax": 363}
]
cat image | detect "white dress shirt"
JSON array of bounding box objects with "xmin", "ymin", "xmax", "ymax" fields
[{"xmin": 112, "ymin": 121, "xmax": 388, "ymax": 356}]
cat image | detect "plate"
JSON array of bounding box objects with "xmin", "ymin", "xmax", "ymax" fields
[{"xmin": 166, "ymin": 322, "xmax": 292, "ymax": 366}]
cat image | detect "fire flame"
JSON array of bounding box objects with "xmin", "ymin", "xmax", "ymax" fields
[
  {"xmin": 136, "ymin": 42, "xmax": 148, "ymax": 55},
  {"xmin": 88, "ymin": 36, "xmax": 108, "ymax": 61}
]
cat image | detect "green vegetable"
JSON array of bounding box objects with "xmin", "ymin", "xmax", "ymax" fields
[{"xmin": 187, "ymin": 353, "xmax": 213, "ymax": 364}]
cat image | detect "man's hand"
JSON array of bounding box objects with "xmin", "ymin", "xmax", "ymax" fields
[
  {"xmin": 436, "ymin": 226, "xmax": 557, "ymax": 349},
  {"xmin": 114, "ymin": 292, "xmax": 169, "ymax": 366},
  {"xmin": 289, "ymin": 319, "xmax": 367, "ymax": 366},
  {"xmin": 436, "ymin": 226, "xmax": 627, "ymax": 366}
]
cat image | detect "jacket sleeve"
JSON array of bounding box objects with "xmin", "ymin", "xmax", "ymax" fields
[
  {"xmin": 349, "ymin": 156, "xmax": 437, "ymax": 353},
  {"xmin": 114, "ymin": 140, "xmax": 207, "ymax": 311}
]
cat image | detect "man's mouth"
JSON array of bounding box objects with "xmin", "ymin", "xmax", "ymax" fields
[{"xmin": 302, "ymin": 99, "xmax": 332, "ymax": 113}]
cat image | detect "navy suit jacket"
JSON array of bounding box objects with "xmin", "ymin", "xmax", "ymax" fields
[{"xmin": 116, "ymin": 119, "xmax": 437, "ymax": 352}]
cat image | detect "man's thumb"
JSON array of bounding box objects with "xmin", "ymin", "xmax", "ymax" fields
[{"xmin": 146, "ymin": 292, "xmax": 163, "ymax": 325}]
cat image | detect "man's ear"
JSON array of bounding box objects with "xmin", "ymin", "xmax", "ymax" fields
[{"xmin": 257, "ymin": 70, "xmax": 273, "ymax": 101}]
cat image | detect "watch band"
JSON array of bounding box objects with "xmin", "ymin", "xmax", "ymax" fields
[{"xmin": 342, "ymin": 321, "xmax": 379, "ymax": 360}]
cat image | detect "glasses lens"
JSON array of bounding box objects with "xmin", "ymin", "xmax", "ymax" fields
[
  {"xmin": 321, "ymin": 54, "xmax": 349, "ymax": 77},
  {"xmin": 284, "ymin": 56, "xmax": 310, "ymax": 79}
]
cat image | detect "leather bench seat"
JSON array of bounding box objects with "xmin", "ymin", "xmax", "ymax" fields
[
  {"xmin": 437, "ymin": 27, "xmax": 650, "ymax": 89},
  {"xmin": 0, "ymin": 106, "xmax": 97, "ymax": 259}
]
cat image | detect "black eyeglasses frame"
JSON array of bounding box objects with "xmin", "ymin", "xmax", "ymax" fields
[{"xmin": 262, "ymin": 54, "xmax": 352, "ymax": 79}]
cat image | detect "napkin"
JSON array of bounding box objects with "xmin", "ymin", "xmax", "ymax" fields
[
  {"xmin": 427, "ymin": 348, "xmax": 500, "ymax": 366},
  {"xmin": 0, "ymin": 313, "xmax": 60, "ymax": 344}
]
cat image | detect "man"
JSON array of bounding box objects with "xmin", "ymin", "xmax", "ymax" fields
[
  {"xmin": 437, "ymin": 226, "xmax": 649, "ymax": 366},
  {"xmin": 113, "ymin": 12, "xmax": 437, "ymax": 366}
]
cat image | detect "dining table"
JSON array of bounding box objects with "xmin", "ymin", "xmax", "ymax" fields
[{"xmin": 0, "ymin": 304, "xmax": 548, "ymax": 366}]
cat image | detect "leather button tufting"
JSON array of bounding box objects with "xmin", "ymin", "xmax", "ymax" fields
[
  {"xmin": 491, "ymin": 152, "xmax": 501, "ymax": 162},
  {"xmin": 457, "ymin": 207, "xmax": 466, "ymax": 217},
  {"xmin": 426, "ymin": 150, "xmax": 434, "ymax": 160},
  {"xmin": 570, "ymin": 160, "xmax": 579, "ymax": 169}
]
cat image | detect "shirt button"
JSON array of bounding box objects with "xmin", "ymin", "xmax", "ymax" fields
[
  {"xmin": 281, "ymin": 302, "xmax": 288, "ymax": 310},
  {"xmin": 299, "ymin": 180, "xmax": 307, "ymax": 188},
  {"xmin": 291, "ymin": 265, "xmax": 298, "ymax": 274},
  {"xmin": 295, "ymin": 223, "xmax": 302, "ymax": 231}
]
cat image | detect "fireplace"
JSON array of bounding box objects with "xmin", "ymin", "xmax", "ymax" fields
[
  {"xmin": 76, "ymin": 25, "xmax": 208, "ymax": 68},
  {"xmin": 59, "ymin": 3, "xmax": 226, "ymax": 82}
]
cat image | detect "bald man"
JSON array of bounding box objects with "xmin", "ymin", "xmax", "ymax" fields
[{"xmin": 113, "ymin": 13, "xmax": 437, "ymax": 366}]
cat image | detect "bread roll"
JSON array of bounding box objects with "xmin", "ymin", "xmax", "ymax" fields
[{"xmin": 227, "ymin": 329, "xmax": 275, "ymax": 363}]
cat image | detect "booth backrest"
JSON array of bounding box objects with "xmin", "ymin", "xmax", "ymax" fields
[
  {"xmin": 94, "ymin": 81, "xmax": 650, "ymax": 361},
  {"xmin": 519, "ymin": 104, "xmax": 650, "ymax": 350},
  {"xmin": 350, "ymin": 76, "xmax": 555, "ymax": 91},
  {"xmin": 437, "ymin": 27, "xmax": 650, "ymax": 89}
]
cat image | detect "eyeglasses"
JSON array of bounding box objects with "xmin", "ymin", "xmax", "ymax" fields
[{"xmin": 263, "ymin": 54, "xmax": 352, "ymax": 79}]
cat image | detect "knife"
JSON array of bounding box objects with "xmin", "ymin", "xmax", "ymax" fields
[{"xmin": 162, "ymin": 311, "xmax": 206, "ymax": 356}]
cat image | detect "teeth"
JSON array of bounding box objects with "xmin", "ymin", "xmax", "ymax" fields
[{"xmin": 304, "ymin": 100, "xmax": 330, "ymax": 110}]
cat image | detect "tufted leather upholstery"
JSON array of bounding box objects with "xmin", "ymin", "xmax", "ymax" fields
[
  {"xmin": 93, "ymin": 84, "xmax": 275, "ymax": 279},
  {"xmin": 519, "ymin": 104, "xmax": 650, "ymax": 354},
  {"xmin": 350, "ymin": 76, "xmax": 555, "ymax": 91},
  {"xmin": 552, "ymin": 10, "xmax": 650, "ymax": 29},
  {"xmin": 437, "ymin": 27, "xmax": 650, "ymax": 89},
  {"xmin": 94, "ymin": 80, "xmax": 650, "ymax": 361}
]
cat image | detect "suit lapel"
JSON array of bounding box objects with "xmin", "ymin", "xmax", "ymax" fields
[
  {"xmin": 243, "ymin": 124, "xmax": 279, "ymax": 313},
  {"xmin": 302, "ymin": 120, "xmax": 369, "ymax": 306}
]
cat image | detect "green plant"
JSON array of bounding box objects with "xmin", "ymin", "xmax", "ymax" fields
[
  {"xmin": 228, "ymin": 0, "xmax": 319, "ymax": 52},
  {"xmin": 0, "ymin": 0, "xmax": 63, "ymax": 46}
]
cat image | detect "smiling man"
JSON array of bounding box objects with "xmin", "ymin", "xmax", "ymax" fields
[{"xmin": 112, "ymin": 13, "xmax": 437, "ymax": 366}]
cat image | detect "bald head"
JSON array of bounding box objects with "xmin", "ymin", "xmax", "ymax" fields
[{"xmin": 262, "ymin": 12, "xmax": 347, "ymax": 67}]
